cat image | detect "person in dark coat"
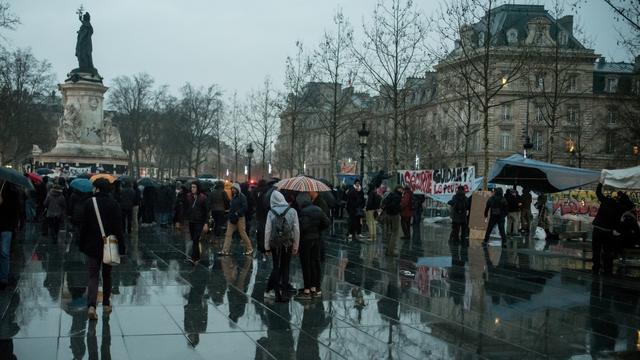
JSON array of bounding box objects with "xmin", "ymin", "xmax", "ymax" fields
[
  {"xmin": 185, "ymin": 181, "xmax": 209, "ymax": 263},
  {"xmin": 117, "ymin": 182, "xmax": 135, "ymax": 234},
  {"xmin": 504, "ymin": 188, "xmax": 521, "ymax": 235},
  {"xmin": 219, "ymin": 183, "xmax": 253, "ymax": 256},
  {"xmin": 44, "ymin": 185, "xmax": 67, "ymax": 242},
  {"xmin": 592, "ymin": 183, "xmax": 622, "ymax": 275},
  {"xmin": 240, "ymin": 182, "xmax": 255, "ymax": 234},
  {"xmin": 400, "ymin": 186, "xmax": 413, "ymax": 239},
  {"xmin": 447, "ymin": 186, "xmax": 469, "ymax": 243},
  {"xmin": 520, "ymin": 188, "xmax": 532, "ymax": 234},
  {"xmin": 345, "ymin": 180, "xmax": 365, "ymax": 241},
  {"xmin": 140, "ymin": 185, "xmax": 157, "ymax": 226},
  {"xmin": 614, "ymin": 192, "xmax": 640, "ymax": 254},
  {"xmin": 254, "ymin": 180, "xmax": 273, "ymax": 255},
  {"xmin": 208, "ymin": 181, "xmax": 229, "ymax": 237},
  {"xmin": 365, "ymin": 187, "xmax": 381, "ymax": 241},
  {"xmin": 381, "ymin": 186, "xmax": 402, "ymax": 256},
  {"xmin": 295, "ymin": 193, "xmax": 330, "ymax": 300},
  {"xmin": 78, "ymin": 179, "xmax": 124, "ymax": 320},
  {"xmin": 483, "ymin": 188, "xmax": 508, "ymax": 245},
  {"xmin": 156, "ymin": 183, "xmax": 175, "ymax": 227},
  {"xmin": 0, "ymin": 182, "xmax": 19, "ymax": 290}
]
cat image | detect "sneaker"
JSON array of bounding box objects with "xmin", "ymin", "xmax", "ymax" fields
[
  {"xmin": 312, "ymin": 290, "xmax": 323, "ymax": 298},
  {"xmin": 88, "ymin": 306, "xmax": 98, "ymax": 320},
  {"xmin": 103, "ymin": 305, "xmax": 112, "ymax": 315},
  {"xmin": 243, "ymin": 250, "xmax": 254, "ymax": 257},
  {"xmin": 217, "ymin": 251, "xmax": 231, "ymax": 256},
  {"xmin": 264, "ymin": 290, "xmax": 276, "ymax": 299}
]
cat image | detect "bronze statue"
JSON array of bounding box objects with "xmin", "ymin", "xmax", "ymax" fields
[{"xmin": 75, "ymin": 7, "xmax": 94, "ymax": 71}]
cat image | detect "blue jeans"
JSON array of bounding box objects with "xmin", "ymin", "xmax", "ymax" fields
[{"xmin": 0, "ymin": 231, "xmax": 12, "ymax": 283}]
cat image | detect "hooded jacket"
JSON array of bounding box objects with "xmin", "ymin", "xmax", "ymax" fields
[
  {"xmin": 448, "ymin": 190, "xmax": 469, "ymax": 224},
  {"xmin": 209, "ymin": 182, "xmax": 229, "ymax": 212},
  {"xmin": 296, "ymin": 193, "xmax": 330, "ymax": 242},
  {"xmin": 264, "ymin": 191, "xmax": 300, "ymax": 252},
  {"xmin": 484, "ymin": 188, "xmax": 508, "ymax": 218},
  {"xmin": 44, "ymin": 188, "xmax": 66, "ymax": 218},
  {"xmin": 229, "ymin": 183, "xmax": 248, "ymax": 219}
]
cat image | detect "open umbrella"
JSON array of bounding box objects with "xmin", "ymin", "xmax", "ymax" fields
[
  {"xmin": 0, "ymin": 167, "xmax": 35, "ymax": 191},
  {"xmin": 274, "ymin": 176, "xmax": 332, "ymax": 192},
  {"xmin": 69, "ymin": 178, "xmax": 93, "ymax": 193},
  {"xmin": 138, "ymin": 177, "xmax": 159, "ymax": 187},
  {"xmin": 36, "ymin": 167, "xmax": 54, "ymax": 175},
  {"xmin": 90, "ymin": 173, "xmax": 117, "ymax": 183},
  {"xmin": 27, "ymin": 172, "xmax": 43, "ymax": 185}
]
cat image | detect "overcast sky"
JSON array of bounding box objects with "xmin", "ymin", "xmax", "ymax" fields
[{"xmin": 4, "ymin": 0, "xmax": 632, "ymax": 99}]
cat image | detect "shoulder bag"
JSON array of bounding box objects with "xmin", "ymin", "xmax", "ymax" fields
[{"xmin": 92, "ymin": 197, "xmax": 120, "ymax": 266}]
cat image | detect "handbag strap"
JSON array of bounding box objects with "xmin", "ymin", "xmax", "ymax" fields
[{"xmin": 92, "ymin": 197, "xmax": 106, "ymax": 238}]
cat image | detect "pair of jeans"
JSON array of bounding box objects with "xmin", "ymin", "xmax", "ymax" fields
[
  {"xmin": 87, "ymin": 256, "xmax": 112, "ymax": 308},
  {"xmin": 348, "ymin": 213, "xmax": 361, "ymax": 238},
  {"xmin": 0, "ymin": 231, "xmax": 12, "ymax": 283},
  {"xmin": 299, "ymin": 239, "xmax": 321, "ymax": 290},
  {"xmin": 189, "ymin": 222, "xmax": 204, "ymax": 261},
  {"xmin": 267, "ymin": 246, "xmax": 291, "ymax": 296},
  {"xmin": 211, "ymin": 210, "xmax": 226, "ymax": 236},
  {"xmin": 484, "ymin": 216, "xmax": 507, "ymax": 243},
  {"xmin": 121, "ymin": 209, "xmax": 133, "ymax": 234},
  {"xmin": 222, "ymin": 217, "xmax": 252, "ymax": 253},
  {"xmin": 507, "ymin": 211, "xmax": 520, "ymax": 235},
  {"xmin": 365, "ymin": 210, "xmax": 377, "ymax": 240},
  {"xmin": 384, "ymin": 215, "xmax": 400, "ymax": 254}
]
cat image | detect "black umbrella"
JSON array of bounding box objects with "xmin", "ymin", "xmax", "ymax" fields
[
  {"xmin": 138, "ymin": 177, "xmax": 159, "ymax": 187},
  {"xmin": 0, "ymin": 167, "xmax": 35, "ymax": 191},
  {"xmin": 36, "ymin": 167, "xmax": 54, "ymax": 175},
  {"xmin": 199, "ymin": 174, "xmax": 215, "ymax": 179}
]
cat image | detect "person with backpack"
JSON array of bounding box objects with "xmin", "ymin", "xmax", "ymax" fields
[
  {"xmin": 264, "ymin": 190, "xmax": 299, "ymax": 302},
  {"xmin": 295, "ymin": 193, "xmax": 330, "ymax": 300},
  {"xmin": 185, "ymin": 181, "xmax": 209, "ymax": 263},
  {"xmin": 44, "ymin": 184, "xmax": 67, "ymax": 243},
  {"xmin": 448, "ymin": 186, "xmax": 469, "ymax": 243},
  {"xmin": 219, "ymin": 183, "xmax": 253, "ymax": 256},
  {"xmin": 483, "ymin": 188, "xmax": 508, "ymax": 245},
  {"xmin": 78, "ymin": 178, "xmax": 124, "ymax": 320},
  {"xmin": 381, "ymin": 186, "xmax": 402, "ymax": 256}
]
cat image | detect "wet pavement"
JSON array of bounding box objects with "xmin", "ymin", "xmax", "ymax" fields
[{"xmin": 1, "ymin": 219, "xmax": 639, "ymax": 359}]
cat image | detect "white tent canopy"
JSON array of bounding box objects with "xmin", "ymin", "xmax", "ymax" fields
[{"xmin": 601, "ymin": 165, "xmax": 640, "ymax": 189}]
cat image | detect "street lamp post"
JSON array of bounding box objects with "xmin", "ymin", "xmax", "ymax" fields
[
  {"xmin": 565, "ymin": 137, "xmax": 576, "ymax": 167},
  {"xmin": 357, "ymin": 121, "xmax": 369, "ymax": 182},
  {"xmin": 246, "ymin": 143, "xmax": 254, "ymax": 182}
]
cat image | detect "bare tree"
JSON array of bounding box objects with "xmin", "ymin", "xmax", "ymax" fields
[
  {"xmin": 313, "ymin": 8, "xmax": 360, "ymax": 182},
  {"xmin": 0, "ymin": 1, "xmax": 19, "ymax": 33},
  {"xmin": 225, "ymin": 91, "xmax": 245, "ymax": 179},
  {"xmin": 179, "ymin": 83, "xmax": 223, "ymax": 176},
  {"xmin": 434, "ymin": 0, "xmax": 530, "ymax": 188},
  {"xmin": 109, "ymin": 73, "xmax": 155, "ymax": 176},
  {"xmin": 246, "ymin": 77, "xmax": 280, "ymax": 178},
  {"xmin": 352, "ymin": 0, "xmax": 430, "ymax": 173},
  {"xmin": 282, "ymin": 41, "xmax": 314, "ymax": 176},
  {"xmin": 0, "ymin": 47, "xmax": 55, "ymax": 166}
]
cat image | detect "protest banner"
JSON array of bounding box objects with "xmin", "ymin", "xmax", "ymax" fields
[{"xmin": 398, "ymin": 166, "xmax": 475, "ymax": 195}]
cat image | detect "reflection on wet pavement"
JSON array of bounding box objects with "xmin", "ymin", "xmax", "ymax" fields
[{"xmin": 1, "ymin": 219, "xmax": 639, "ymax": 359}]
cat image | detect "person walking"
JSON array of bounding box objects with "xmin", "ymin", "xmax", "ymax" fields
[
  {"xmin": 219, "ymin": 183, "xmax": 253, "ymax": 256},
  {"xmin": 447, "ymin": 186, "xmax": 469, "ymax": 243},
  {"xmin": 365, "ymin": 186, "xmax": 381, "ymax": 241},
  {"xmin": 44, "ymin": 184, "xmax": 67, "ymax": 243},
  {"xmin": 483, "ymin": 188, "xmax": 508, "ymax": 245},
  {"xmin": 0, "ymin": 182, "xmax": 19, "ymax": 290},
  {"xmin": 264, "ymin": 190, "xmax": 299, "ymax": 302},
  {"xmin": 185, "ymin": 182, "xmax": 209, "ymax": 263},
  {"xmin": 520, "ymin": 188, "xmax": 532, "ymax": 234},
  {"xmin": 209, "ymin": 181, "xmax": 229, "ymax": 237},
  {"xmin": 381, "ymin": 186, "xmax": 402, "ymax": 256},
  {"xmin": 78, "ymin": 179, "xmax": 124, "ymax": 320},
  {"xmin": 505, "ymin": 188, "xmax": 521, "ymax": 236},
  {"xmin": 117, "ymin": 182, "xmax": 135, "ymax": 234},
  {"xmin": 345, "ymin": 180, "xmax": 365, "ymax": 242},
  {"xmin": 400, "ymin": 186, "xmax": 413, "ymax": 239},
  {"xmin": 592, "ymin": 182, "xmax": 620, "ymax": 275},
  {"xmin": 295, "ymin": 193, "xmax": 330, "ymax": 300},
  {"xmin": 140, "ymin": 185, "xmax": 157, "ymax": 227},
  {"xmin": 255, "ymin": 180, "xmax": 275, "ymax": 256}
]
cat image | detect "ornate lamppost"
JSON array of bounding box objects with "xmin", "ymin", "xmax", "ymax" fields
[
  {"xmin": 246, "ymin": 143, "xmax": 254, "ymax": 182},
  {"xmin": 357, "ymin": 121, "xmax": 369, "ymax": 182}
]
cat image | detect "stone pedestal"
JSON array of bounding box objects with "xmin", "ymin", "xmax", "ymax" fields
[{"xmin": 38, "ymin": 72, "xmax": 128, "ymax": 174}]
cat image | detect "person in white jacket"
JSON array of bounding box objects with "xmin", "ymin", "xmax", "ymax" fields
[{"xmin": 264, "ymin": 190, "xmax": 299, "ymax": 302}]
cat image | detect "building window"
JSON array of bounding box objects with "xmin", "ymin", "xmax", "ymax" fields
[
  {"xmin": 567, "ymin": 105, "xmax": 579, "ymax": 124},
  {"xmin": 568, "ymin": 75, "xmax": 578, "ymax": 92},
  {"xmin": 478, "ymin": 32, "xmax": 485, "ymax": 46},
  {"xmin": 606, "ymin": 78, "xmax": 618, "ymax": 93},
  {"xmin": 605, "ymin": 132, "xmax": 615, "ymax": 153},
  {"xmin": 507, "ymin": 28, "xmax": 518, "ymax": 44},
  {"xmin": 502, "ymin": 103, "xmax": 512, "ymax": 121},
  {"xmin": 535, "ymin": 104, "xmax": 544, "ymax": 122},
  {"xmin": 558, "ymin": 31, "xmax": 568, "ymax": 46},
  {"xmin": 535, "ymin": 73, "xmax": 545, "ymax": 90},
  {"xmin": 470, "ymin": 131, "xmax": 478, "ymax": 151},
  {"xmin": 499, "ymin": 130, "xmax": 511, "ymax": 151},
  {"xmin": 533, "ymin": 130, "xmax": 544, "ymax": 151},
  {"xmin": 607, "ymin": 109, "xmax": 617, "ymax": 125}
]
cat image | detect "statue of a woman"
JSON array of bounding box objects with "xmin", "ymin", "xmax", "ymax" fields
[{"xmin": 75, "ymin": 11, "xmax": 94, "ymax": 71}]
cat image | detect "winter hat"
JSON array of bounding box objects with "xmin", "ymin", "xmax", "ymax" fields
[
  {"xmin": 93, "ymin": 178, "xmax": 111, "ymax": 192},
  {"xmin": 232, "ymin": 182, "xmax": 241, "ymax": 193}
]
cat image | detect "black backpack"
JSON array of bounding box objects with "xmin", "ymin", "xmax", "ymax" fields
[
  {"xmin": 453, "ymin": 196, "xmax": 466, "ymax": 215},
  {"xmin": 270, "ymin": 207, "xmax": 294, "ymax": 249}
]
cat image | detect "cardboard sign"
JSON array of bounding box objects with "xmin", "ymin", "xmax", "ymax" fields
[{"xmin": 468, "ymin": 191, "xmax": 492, "ymax": 241}]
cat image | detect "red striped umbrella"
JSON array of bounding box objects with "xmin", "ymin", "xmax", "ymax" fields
[{"xmin": 274, "ymin": 176, "xmax": 332, "ymax": 192}]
